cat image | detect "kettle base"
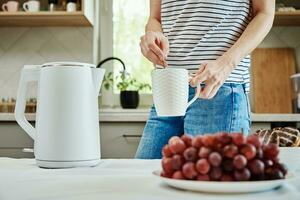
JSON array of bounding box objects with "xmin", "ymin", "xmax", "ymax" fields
[{"xmin": 36, "ymin": 159, "xmax": 101, "ymax": 169}]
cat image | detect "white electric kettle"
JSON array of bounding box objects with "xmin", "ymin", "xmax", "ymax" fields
[{"xmin": 14, "ymin": 62, "xmax": 105, "ymax": 168}]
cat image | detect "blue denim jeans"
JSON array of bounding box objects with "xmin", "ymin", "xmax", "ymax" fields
[{"xmin": 135, "ymin": 83, "xmax": 251, "ymax": 159}]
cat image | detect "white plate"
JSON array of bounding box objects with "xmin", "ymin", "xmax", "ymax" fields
[{"xmin": 153, "ymin": 170, "xmax": 295, "ymax": 193}]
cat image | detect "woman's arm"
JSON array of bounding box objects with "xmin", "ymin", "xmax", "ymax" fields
[
  {"xmin": 140, "ymin": 0, "xmax": 169, "ymax": 67},
  {"xmin": 191, "ymin": 0, "xmax": 275, "ymax": 99},
  {"xmin": 146, "ymin": 0, "xmax": 163, "ymax": 32},
  {"xmin": 221, "ymin": 0, "xmax": 275, "ymax": 69}
]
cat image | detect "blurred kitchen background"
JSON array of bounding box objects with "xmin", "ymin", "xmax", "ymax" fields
[{"xmin": 0, "ymin": 0, "xmax": 299, "ymax": 158}]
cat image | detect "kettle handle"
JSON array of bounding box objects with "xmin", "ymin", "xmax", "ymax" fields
[{"xmin": 14, "ymin": 65, "xmax": 40, "ymax": 140}]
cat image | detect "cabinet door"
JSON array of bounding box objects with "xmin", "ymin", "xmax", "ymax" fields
[
  {"xmin": 100, "ymin": 122, "xmax": 145, "ymax": 158},
  {"xmin": 0, "ymin": 122, "xmax": 34, "ymax": 158}
]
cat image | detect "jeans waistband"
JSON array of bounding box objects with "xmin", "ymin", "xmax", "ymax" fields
[{"xmin": 189, "ymin": 83, "xmax": 247, "ymax": 93}]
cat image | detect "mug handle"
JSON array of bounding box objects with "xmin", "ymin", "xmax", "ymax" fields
[
  {"xmin": 186, "ymin": 80, "xmax": 201, "ymax": 108},
  {"xmin": 23, "ymin": 2, "xmax": 29, "ymax": 11},
  {"xmin": 2, "ymin": 3, "xmax": 8, "ymax": 11}
]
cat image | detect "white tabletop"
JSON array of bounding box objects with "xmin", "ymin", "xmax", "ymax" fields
[{"xmin": 0, "ymin": 158, "xmax": 300, "ymax": 200}]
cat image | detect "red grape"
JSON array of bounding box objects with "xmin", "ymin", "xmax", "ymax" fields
[
  {"xmin": 274, "ymin": 163, "xmax": 288, "ymax": 176},
  {"xmin": 223, "ymin": 159, "xmax": 234, "ymax": 172},
  {"xmin": 221, "ymin": 173, "xmax": 234, "ymax": 181},
  {"xmin": 202, "ymin": 135, "xmax": 216, "ymax": 147},
  {"xmin": 197, "ymin": 174, "xmax": 210, "ymax": 181},
  {"xmin": 223, "ymin": 144, "xmax": 238, "ymax": 158},
  {"xmin": 172, "ymin": 171, "xmax": 185, "ymax": 179},
  {"xmin": 248, "ymin": 159, "xmax": 265, "ymax": 175},
  {"xmin": 256, "ymin": 148, "xmax": 263, "ymax": 159},
  {"xmin": 182, "ymin": 162, "xmax": 198, "ymax": 180},
  {"xmin": 252, "ymin": 174, "xmax": 266, "ymax": 181},
  {"xmin": 183, "ymin": 147, "xmax": 198, "ymax": 162},
  {"xmin": 265, "ymin": 167, "xmax": 273, "ymax": 179},
  {"xmin": 192, "ymin": 135, "xmax": 203, "ymax": 148},
  {"xmin": 266, "ymin": 168, "xmax": 284, "ymax": 180},
  {"xmin": 196, "ymin": 158, "xmax": 211, "ymax": 174},
  {"xmin": 162, "ymin": 157, "xmax": 174, "ymax": 174},
  {"xmin": 181, "ymin": 134, "xmax": 193, "ymax": 147},
  {"xmin": 168, "ymin": 136, "xmax": 186, "ymax": 154},
  {"xmin": 210, "ymin": 167, "xmax": 223, "ymax": 181},
  {"xmin": 231, "ymin": 133, "xmax": 246, "ymax": 146},
  {"xmin": 272, "ymin": 157, "xmax": 280, "ymax": 164},
  {"xmin": 272, "ymin": 169, "xmax": 284, "ymax": 179},
  {"xmin": 264, "ymin": 159, "xmax": 273, "ymax": 168},
  {"xmin": 216, "ymin": 132, "xmax": 232, "ymax": 145},
  {"xmin": 247, "ymin": 134, "xmax": 262, "ymax": 148},
  {"xmin": 171, "ymin": 154, "xmax": 184, "ymax": 170},
  {"xmin": 161, "ymin": 170, "xmax": 172, "ymax": 178},
  {"xmin": 234, "ymin": 168, "xmax": 251, "ymax": 181},
  {"xmin": 161, "ymin": 131, "xmax": 288, "ymax": 182},
  {"xmin": 208, "ymin": 152, "xmax": 222, "ymax": 167},
  {"xmin": 162, "ymin": 145, "xmax": 173, "ymax": 157},
  {"xmin": 263, "ymin": 143, "xmax": 279, "ymax": 159},
  {"xmin": 241, "ymin": 144, "xmax": 257, "ymax": 160},
  {"xmin": 198, "ymin": 146, "xmax": 212, "ymax": 158},
  {"xmin": 233, "ymin": 155, "xmax": 247, "ymax": 169}
]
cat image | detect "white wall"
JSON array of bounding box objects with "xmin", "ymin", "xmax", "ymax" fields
[
  {"xmin": 0, "ymin": 26, "xmax": 299, "ymax": 100},
  {"xmin": 0, "ymin": 27, "xmax": 93, "ymax": 99}
]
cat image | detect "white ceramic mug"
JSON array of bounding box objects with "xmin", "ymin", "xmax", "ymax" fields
[
  {"xmin": 152, "ymin": 68, "xmax": 201, "ymax": 117},
  {"xmin": 66, "ymin": 2, "xmax": 77, "ymax": 12},
  {"xmin": 2, "ymin": 1, "xmax": 19, "ymax": 12},
  {"xmin": 23, "ymin": 0, "xmax": 40, "ymax": 12}
]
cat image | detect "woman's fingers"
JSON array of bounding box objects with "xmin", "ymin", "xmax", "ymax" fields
[
  {"xmin": 200, "ymin": 80, "xmax": 215, "ymax": 99},
  {"xmin": 141, "ymin": 45, "xmax": 164, "ymax": 66},
  {"xmin": 196, "ymin": 63, "xmax": 207, "ymax": 75},
  {"xmin": 140, "ymin": 32, "xmax": 169, "ymax": 66},
  {"xmin": 190, "ymin": 63, "xmax": 208, "ymax": 87},
  {"xmin": 148, "ymin": 41, "xmax": 165, "ymax": 61},
  {"xmin": 200, "ymin": 75, "xmax": 222, "ymax": 99},
  {"xmin": 140, "ymin": 41, "xmax": 164, "ymax": 66},
  {"xmin": 206, "ymin": 83, "xmax": 221, "ymax": 99},
  {"xmin": 160, "ymin": 36, "xmax": 169, "ymax": 59}
]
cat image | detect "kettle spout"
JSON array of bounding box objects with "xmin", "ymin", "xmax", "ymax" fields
[{"xmin": 92, "ymin": 68, "xmax": 106, "ymax": 96}]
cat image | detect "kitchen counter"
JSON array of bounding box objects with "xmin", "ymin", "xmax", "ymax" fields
[
  {"xmin": 0, "ymin": 158, "xmax": 299, "ymax": 200},
  {"xmin": 0, "ymin": 108, "xmax": 300, "ymax": 122}
]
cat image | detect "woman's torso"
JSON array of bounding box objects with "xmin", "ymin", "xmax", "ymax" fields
[{"xmin": 161, "ymin": 0, "xmax": 252, "ymax": 92}]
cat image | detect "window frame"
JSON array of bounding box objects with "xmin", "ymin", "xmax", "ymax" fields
[{"xmin": 98, "ymin": 0, "xmax": 153, "ymax": 107}]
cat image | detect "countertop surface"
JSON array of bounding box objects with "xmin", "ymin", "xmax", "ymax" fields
[
  {"xmin": 0, "ymin": 158, "xmax": 299, "ymax": 200},
  {"xmin": 0, "ymin": 107, "xmax": 300, "ymax": 122}
]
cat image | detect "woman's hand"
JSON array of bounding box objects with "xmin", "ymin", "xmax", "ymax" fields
[
  {"xmin": 190, "ymin": 57, "xmax": 235, "ymax": 99},
  {"xmin": 140, "ymin": 31, "xmax": 169, "ymax": 67}
]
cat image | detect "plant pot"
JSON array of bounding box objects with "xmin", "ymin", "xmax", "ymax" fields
[{"xmin": 120, "ymin": 91, "xmax": 139, "ymax": 109}]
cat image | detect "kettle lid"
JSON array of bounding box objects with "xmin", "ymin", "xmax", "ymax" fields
[{"xmin": 41, "ymin": 62, "xmax": 96, "ymax": 68}]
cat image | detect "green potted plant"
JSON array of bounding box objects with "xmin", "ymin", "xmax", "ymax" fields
[
  {"xmin": 116, "ymin": 70, "xmax": 151, "ymax": 109},
  {"xmin": 98, "ymin": 57, "xmax": 151, "ymax": 109}
]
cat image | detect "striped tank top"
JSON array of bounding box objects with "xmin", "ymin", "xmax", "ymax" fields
[{"xmin": 161, "ymin": 0, "xmax": 252, "ymax": 92}]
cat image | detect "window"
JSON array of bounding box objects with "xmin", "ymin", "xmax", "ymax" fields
[
  {"xmin": 113, "ymin": 0, "xmax": 152, "ymax": 93},
  {"xmin": 98, "ymin": 0, "xmax": 153, "ymax": 106}
]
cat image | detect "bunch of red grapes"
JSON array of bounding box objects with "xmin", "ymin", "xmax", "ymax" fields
[{"xmin": 161, "ymin": 133, "xmax": 287, "ymax": 181}]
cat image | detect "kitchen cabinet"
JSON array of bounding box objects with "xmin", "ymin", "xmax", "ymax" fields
[
  {"xmin": 0, "ymin": 121, "xmax": 288, "ymax": 159},
  {"xmin": 0, "ymin": 122, "xmax": 144, "ymax": 159},
  {"xmin": 100, "ymin": 122, "xmax": 144, "ymax": 158},
  {"xmin": 0, "ymin": 111, "xmax": 299, "ymax": 158},
  {"xmin": 0, "ymin": 0, "xmax": 94, "ymax": 26},
  {"xmin": 0, "ymin": 122, "xmax": 34, "ymax": 158}
]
